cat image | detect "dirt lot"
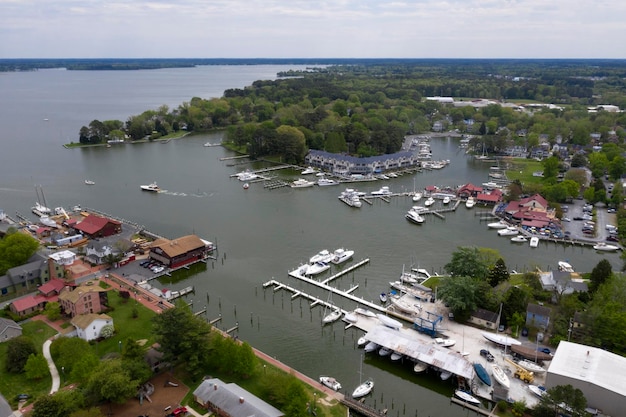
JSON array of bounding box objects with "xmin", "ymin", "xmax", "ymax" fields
[{"xmin": 103, "ymin": 373, "xmax": 189, "ymax": 417}]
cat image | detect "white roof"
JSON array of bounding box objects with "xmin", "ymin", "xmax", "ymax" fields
[
  {"xmin": 365, "ymin": 325, "xmax": 474, "ymax": 379},
  {"xmin": 548, "ymin": 341, "xmax": 626, "ymax": 397}
]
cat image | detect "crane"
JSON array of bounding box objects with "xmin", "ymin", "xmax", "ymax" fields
[{"xmin": 504, "ymin": 357, "xmax": 534, "ymax": 383}]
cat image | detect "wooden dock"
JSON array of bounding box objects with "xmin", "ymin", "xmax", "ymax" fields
[
  {"xmin": 340, "ymin": 397, "xmax": 388, "ymax": 417},
  {"xmin": 450, "ymin": 397, "xmax": 494, "ymax": 416}
]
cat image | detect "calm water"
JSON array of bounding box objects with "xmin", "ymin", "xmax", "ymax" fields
[{"xmin": 0, "ymin": 66, "xmax": 619, "ymax": 416}]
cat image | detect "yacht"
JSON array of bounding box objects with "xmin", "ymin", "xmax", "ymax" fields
[
  {"xmin": 424, "ymin": 197, "xmax": 435, "ymax": 207},
  {"xmin": 310, "ymin": 249, "xmax": 333, "ymax": 264},
  {"xmin": 465, "ymin": 197, "xmax": 476, "ymax": 208},
  {"xmin": 291, "ymin": 178, "xmax": 315, "ymax": 188},
  {"xmin": 84, "ymin": 180, "xmax": 95, "ymax": 185},
  {"xmin": 140, "ymin": 182, "xmax": 160, "ymax": 192},
  {"xmin": 317, "ymin": 177, "xmax": 339, "ymax": 186},
  {"xmin": 442, "ymin": 196, "xmax": 451, "ymax": 204},
  {"xmin": 330, "ymin": 248, "xmax": 354, "ymax": 265},
  {"xmin": 412, "ymin": 192, "xmax": 423, "ymax": 202},
  {"xmin": 339, "ymin": 189, "xmax": 362, "ymax": 208},
  {"xmin": 405, "ymin": 207, "xmax": 425, "ymax": 224},
  {"xmin": 301, "ymin": 166, "xmax": 317, "ymax": 175},
  {"xmin": 487, "ymin": 220, "xmax": 508, "ymax": 229},
  {"xmin": 236, "ymin": 170, "xmax": 259, "ymax": 182},
  {"xmin": 305, "ymin": 261, "xmax": 330, "ymax": 275},
  {"xmin": 593, "ymin": 242, "xmax": 619, "ymax": 251},
  {"xmin": 497, "ymin": 226, "xmax": 519, "ymax": 236},
  {"xmin": 371, "ymin": 186, "xmax": 391, "ymax": 196},
  {"xmin": 482, "ymin": 181, "xmax": 501, "ymax": 189},
  {"xmin": 511, "ymin": 235, "xmax": 528, "ymax": 243}
]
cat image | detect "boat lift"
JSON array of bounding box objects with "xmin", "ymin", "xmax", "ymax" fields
[{"xmin": 413, "ymin": 310, "xmax": 443, "ymax": 337}]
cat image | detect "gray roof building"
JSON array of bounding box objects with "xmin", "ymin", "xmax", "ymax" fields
[
  {"xmin": 193, "ymin": 378, "xmax": 283, "ymax": 417},
  {"xmin": 546, "ymin": 341, "xmax": 626, "ymax": 416},
  {"xmin": 0, "ymin": 317, "xmax": 22, "ymax": 342}
]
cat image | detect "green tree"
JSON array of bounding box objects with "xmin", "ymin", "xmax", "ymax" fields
[
  {"xmin": 52, "ymin": 337, "xmax": 93, "ymax": 376},
  {"xmin": 570, "ymin": 153, "xmax": 587, "ymax": 168},
  {"xmin": 5, "ymin": 336, "xmax": 37, "ymax": 373},
  {"xmin": 609, "ymin": 155, "xmax": 626, "ymax": 180},
  {"xmin": 0, "ymin": 231, "xmax": 40, "ymax": 275},
  {"xmin": 70, "ymin": 353, "xmax": 100, "ymax": 384},
  {"xmin": 85, "ymin": 359, "xmax": 137, "ymax": 405},
  {"xmin": 32, "ymin": 391, "xmax": 83, "ymax": 417},
  {"xmin": 564, "ymin": 168, "xmax": 588, "ymax": 188},
  {"xmin": 24, "ymin": 353, "xmax": 50, "ymax": 380},
  {"xmin": 487, "ymin": 258, "xmax": 510, "ymax": 287},
  {"xmin": 444, "ymin": 246, "xmax": 489, "ymax": 278},
  {"xmin": 589, "ymin": 259, "xmax": 612, "ymax": 293},
  {"xmin": 44, "ymin": 301, "xmax": 62, "ymax": 321},
  {"xmin": 583, "ymin": 274, "xmax": 626, "ymax": 353},
  {"xmin": 503, "ymin": 286, "xmax": 530, "ymax": 326},
  {"xmin": 542, "ymin": 156, "xmax": 560, "ymax": 183},
  {"xmin": 437, "ymin": 276, "xmax": 484, "ymax": 321},
  {"xmin": 533, "ymin": 384, "xmax": 587, "ymax": 417}
]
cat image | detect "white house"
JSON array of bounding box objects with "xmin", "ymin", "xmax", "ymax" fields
[
  {"xmin": 71, "ymin": 313, "xmax": 113, "ymax": 341},
  {"xmin": 48, "ymin": 250, "xmax": 77, "ymax": 266}
]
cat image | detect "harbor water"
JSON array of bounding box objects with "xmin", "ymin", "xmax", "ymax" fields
[{"xmin": 0, "ymin": 66, "xmax": 620, "ymax": 416}]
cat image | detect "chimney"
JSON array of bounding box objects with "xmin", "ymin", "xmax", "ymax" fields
[
  {"xmin": 214, "ymin": 384, "xmax": 217, "ymax": 390},
  {"xmin": 239, "ymin": 397, "xmax": 244, "ymax": 404}
]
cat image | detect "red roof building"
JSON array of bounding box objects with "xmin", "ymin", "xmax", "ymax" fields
[
  {"xmin": 38, "ymin": 278, "xmax": 66, "ymax": 297},
  {"xmin": 457, "ymin": 183, "xmax": 483, "ymax": 198},
  {"xmin": 73, "ymin": 214, "xmax": 122, "ymax": 238},
  {"xmin": 10, "ymin": 294, "xmax": 58, "ymax": 317},
  {"xmin": 476, "ymin": 189, "xmax": 503, "ymax": 204},
  {"xmin": 505, "ymin": 193, "xmax": 554, "ymax": 227}
]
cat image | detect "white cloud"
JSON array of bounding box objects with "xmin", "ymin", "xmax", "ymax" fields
[{"xmin": 0, "ymin": 0, "xmax": 625, "ymax": 58}]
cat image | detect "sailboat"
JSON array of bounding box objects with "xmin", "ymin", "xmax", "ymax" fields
[
  {"xmin": 352, "ymin": 355, "xmax": 374, "ymax": 398},
  {"xmin": 321, "ymin": 291, "xmax": 342, "ymax": 325},
  {"xmin": 412, "ymin": 178, "xmax": 422, "ymax": 202}
]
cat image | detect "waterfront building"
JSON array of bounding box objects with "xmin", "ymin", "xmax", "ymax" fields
[
  {"xmin": 193, "ymin": 378, "xmax": 284, "ymax": 417},
  {"xmin": 149, "ymin": 234, "xmax": 211, "ymax": 268},
  {"xmin": 72, "ymin": 214, "xmax": 122, "ymax": 239},
  {"xmin": 304, "ymin": 149, "xmax": 421, "ymax": 176}
]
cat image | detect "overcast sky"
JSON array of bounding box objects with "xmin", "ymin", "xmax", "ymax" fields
[{"xmin": 1, "ymin": 0, "xmax": 625, "ymax": 59}]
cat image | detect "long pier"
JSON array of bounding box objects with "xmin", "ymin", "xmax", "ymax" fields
[
  {"xmin": 340, "ymin": 397, "xmax": 388, "ymax": 417},
  {"xmin": 450, "ymin": 397, "xmax": 494, "ymax": 416}
]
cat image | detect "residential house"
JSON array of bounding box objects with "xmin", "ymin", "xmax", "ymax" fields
[
  {"xmin": 58, "ymin": 285, "xmax": 109, "ymax": 317},
  {"xmin": 526, "ymin": 303, "xmax": 551, "ymax": 331},
  {"xmin": 71, "ymin": 313, "xmax": 113, "ymax": 341},
  {"xmin": 538, "ymin": 270, "xmax": 588, "ymax": 297},
  {"xmin": 193, "ymin": 378, "xmax": 283, "ymax": 417},
  {"xmin": 84, "ymin": 242, "xmax": 114, "ymax": 265},
  {"xmin": 0, "ymin": 317, "xmax": 22, "ymax": 342},
  {"xmin": 468, "ymin": 308, "xmax": 499, "ymax": 330}
]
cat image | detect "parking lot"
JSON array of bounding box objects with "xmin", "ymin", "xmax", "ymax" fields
[{"xmin": 560, "ymin": 199, "xmax": 617, "ymax": 242}]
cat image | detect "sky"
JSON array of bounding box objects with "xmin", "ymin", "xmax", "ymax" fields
[{"xmin": 1, "ymin": 0, "xmax": 625, "ymax": 59}]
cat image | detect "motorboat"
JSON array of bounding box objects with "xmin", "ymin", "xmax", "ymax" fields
[
  {"xmin": 352, "ymin": 378, "xmax": 374, "ymax": 398},
  {"xmin": 339, "ymin": 189, "xmax": 362, "ymax": 208},
  {"xmin": 411, "ymin": 267, "xmax": 432, "ymax": 280},
  {"xmin": 511, "ymin": 235, "xmax": 528, "ymax": 243},
  {"xmin": 389, "ymin": 294, "xmax": 422, "ymax": 315},
  {"xmin": 454, "ymin": 390, "xmax": 481, "ymax": 406},
  {"xmin": 424, "ymin": 197, "xmax": 435, "ymax": 207},
  {"xmin": 322, "ymin": 308, "xmax": 342, "ymax": 324},
  {"xmin": 442, "ymin": 196, "xmax": 451, "ymax": 204},
  {"xmin": 517, "ymin": 359, "xmax": 546, "ymax": 374},
  {"xmin": 344, "ymin": 312, "xmax": 358, "ymax": 323},
  {"xmin": 379, "ymin": 292, "xmax": 388, "ymax": 303},
  {"xmin": 411, "ymin": 205, "xmax": 428, "ymax": 214},
  {"xmin": 354, "ymin": 308, "xmax": 376, "ymax": 318},
  {"xmin": 498, "ymin": 226, "xmax": 519, "ymax": 236},
  {"xmin": 390, "ymin": 352, "xmax": 403, "ymax": 361},
  {"xmin": 236, "ymin": 170, "xmax": 258, "ymax": 182},
  {"xmin": 376, "ymin": 313, "xmax": 402, "ymax": 330},
  {"xmin": 317, "ymin": 177, "xmax": 339, "ymax": 186},
  {"xmin": 319, "ymin": 376, "xmax": 342, "ymax": 391},
  {"xmin": 481, "ymin": 332, "xmax": 522, "ymax": 347},
  {"xmin": 405, "ymin": 207, "xmax": 425, "ymax": 224},
  {"xmin": 306, "ymin": 261, "xmax": 330, "ymax": 276},
  {"xmin": 593, "ymin": 242, "xmax": 619, "ymax": 251},
  {"xmin": 330, "ymin": 248, "xmax": 354, "ymax": 264},
  {"xmin": 378, "ymin": 347, "xmax": 392, "ymax": 356},
  {"xmin": 39, "ymin": 215, "xmax": 58, "ymax": 228},
  {"xmin": 291, "ymin": 178, "xmax": 315, "ymax": 188},
  {"xmin": 465, "ymin": 197, "xmax": 476, "ymax": 208},
  {"xmin": 482, "ymin": 181, "xmax": 501, "ymax": 189},
  {"xmin": 85, "ymin": 180, "xmax": 95, "ymax": 185},
  {"xmin": 140, "ymin": 182, "xmax": 160, "ymax": 192},
  {"xmin": 528, "ymin": 385, "xmax": 547, "ymax": 398},
  {"xmin": 412, "ymin": 192, "xmax": 422, "ymax": 202},
  {"xmin": 310, "ymin": 249, "xmax": 332, "ymax": 264},
  {"xmin": 357, "ymin": 336, "xmax": 368, "ymax": 347},
  {"xmin": 364, "ymin": 341, "xmax": 379, "ymax": 353},
  {"xmin": 301, "ymin": 166, "xmax": 317, "ymax": 175},
  {"xmin": 434, "ymin": 337, "xmax": 456, "ymax": 348},
  {"xmin": 413, "ymin": 361, "xmax": 428, "ymax": 373},
  {"xmin": 473, "ymin": 363, "xmax": 491, "ymax": 386},
  {"xmin": 389, "ymin": 281, "xmax": 431, "ymax": 301},
  {"xmin": 371, "ymin": 186, "xmax": 392, "ymax": 196},
  {"xmin": 530, "ymin": 236, "xmax": 539, "ymax": 248},
  {"xmin": 487, "ymin": 220, "xmax": 507, "ymax": 229},
  {"xmin": 491, "ymin": 364, "xmax": 510, "ymax": 388},
  {"xmin": 558, "ymin": 261, "xmax": 574, "ymax": 272},
  {"xmin": 440, "ymin": 370, "xmax": 452, "ymax": 381}
]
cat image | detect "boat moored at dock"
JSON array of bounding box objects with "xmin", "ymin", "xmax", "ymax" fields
[{"xmin": 319, "ymin": 376, "xmax": 342, "ymax": 391}]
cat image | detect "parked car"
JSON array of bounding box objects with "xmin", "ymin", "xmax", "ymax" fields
[
  {"xmin": 538, "ymin": 347, "xmax": 551, "ymax": 355},
  {"xmin": 521, "ymin": 327, "xmax": 529, "ymax": 337},
  {"xmin": 606, "ymin": 235, "xmax": 619, "ymax": 242},
  {"xmin": 562, "ymin": 217, "xmax": 571, "ymax": 222},
  {"xmin": 152, "ymin": 266, "xmax": 165, "ymax": 273},
  {"xmin": 480, "ymin": 349, "xmax": 495, "ymax": 362}
]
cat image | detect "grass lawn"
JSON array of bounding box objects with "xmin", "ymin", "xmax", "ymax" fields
[
  {"xmin": 0, "ymin": 320, "xmax": 57, "ymax": 408},
  {"xmin": 505, "ymin": 158, "xmax": 545, "ymax": 185},
  {"xmin": 91, "ymin": 290, "xmax": 157, "ymax": 355}
]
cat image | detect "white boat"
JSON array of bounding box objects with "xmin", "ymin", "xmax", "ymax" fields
[
  {"xmin": 454, "ymin": 390, "xmax": 481, "ymax": 406},
  {"xmin": 442, "ymin": 196, "xmax": 451, "ymax": 204},
  {"xmin": 32, "ymin": 201, "xmax": 51, "ymax": 215},
  {"xmin": 371, "ymin": 186, "xmax": 392, "ymax": 196},
  {"xmin": 530, "ymin": 236, "xmax": 539, "ymax": 248},
  {"xmin": 301, "ymin": 166, "xmax": 317, "ymax": 175},
  {"xmin": 291, "ymin": 178, "xmax": 315, "ymax": 188},
  {"xmin": 330, "ymin": 248, "xmax": 354, "ymax": 264},
  {"xmin": 593, "ymin": 242, "xmax": 619, "ymax": 251},
  {"xmin": 482, "ymin": 181, "xmax": 501, "ymax": 189},
  {"xmin": 339, "ymin": 189, "xmax": 362, "ymax": 208},
  {"xmin": 411, "ymin": 267, "xmax": 432, "ymax": 280},
  {"xmin": 376, "ymin": 313, "xmax": 402, "ymax": 330},
  {"xmin": 364, "ymin": 341, "xmax": 379, "ymax": 353},
  {"xmin": 517, "ymin": 359, "xmax": 546, "ymax": 374},
  {"xmin": 424, "ymin": 197, "xmax": 435, "ymax": 207},
  {"xmin": 317, "ymin": 177, "xmax": 339, "ymax": 186},
  {"xmin": 390, "ymin": 352, "xmax": 403, "ymax": 361},
  {"xmin": 379, "ymin": 292, "xmax": 388, "ymax": 303},
  {"xmin": 413, "ymin": 361, "xmax": 428, "ymax": 373},
  {"xmin": 319, "ymin": 376, "xmax": 342, "ymax": 391},
  {"xmin": 465, "ymin": 197, "xmax": 476, "ymax": 208},
  {"xmin": 434, "ymin": 337, "xmax": 456, "ymax": 348},
  {"xmin": 357, "ymin": 336, "xmax": 368, "ymax": 347},
  {"xmin": 242, "ymin": 183, "xmax": 249, "ymax": 189},
  {"xmin": 306, "ymin": 261, "xmax": 330, "ymax": 275},
  {"xmin": 389, "ymin": 295, "xmax": 422, "ymax": 315},
  {"xmin": 491, "ymin": 364, "xmax": 510, "ymax": 388},
  {"xmin": 378, "ymin": 347, "xmax": 392, "ymax": 356},
  {"xmin": 236, "ymin": 170, "xmax": 259, "ymax": 181},
  {"xmin": 140, "ymin": 182, "xmax": 160, "ymax": 192},
  {"xmin": 39, "ymin": 215, "xmax": 57, "ymax": 228},
  {"xmin": 498, "ymin": 226, "xmax": 519, "ymax": 236},
  {"xmin": 487, "ymin": 221, "xmax": 508, "ymax": 229},
  {"xmin": 310, "ymin": 249, "xmax": 333, "ymax": 264},
  {"xmin": 355, "ymin": 308, "xmax": 376, "ymax": 318},
  {"xmin": 412, "ymin": 192, "xmax": 422, "ymax": 202},
  {"xmin": 344, "ymin": 312, "xmax": 358, "ymax": 323},
  {"xmin": 511, "ymin": 235, "xmax": 528, "ymax": 243},
  {"xmin": 440, "ymin": 370, "xmax": 452, "ymax": 381},
  {"xmin": 528, "ymin": 385, "xmax": 547, "ymax": 398},
  {"xmin": 352, "ymin": 378, "xmax": 374, "ymax": 398},
  {"xmin": 481, "ymin": 332, "xmax": 522, "ymax": 346},
  {"xmin": 84, "ymin": 180, "xmax": 95, "ymax": 185},
  {"xmin": 405, "ymin": 207, "xmax": 425, "ymax": 224},
  {"xmin": 558, "ymin": 261, "xmax": 574, "ymax": 272},
  {"xmin": 322, "ymin": 308, "xmax": 342, "ymax": 324}
]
